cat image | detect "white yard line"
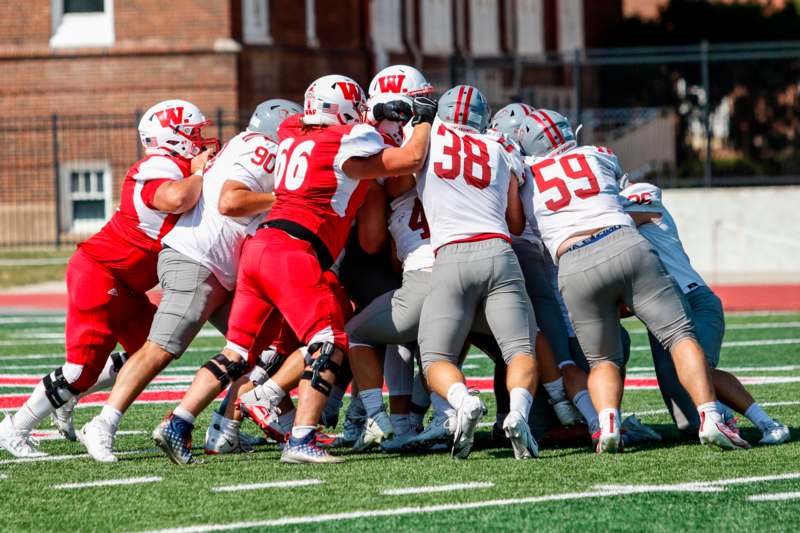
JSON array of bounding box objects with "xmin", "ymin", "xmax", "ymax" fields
[
  {"xmin": 626, "ymin": 321, "xmax": 800, "ymax": 334},
  {"xmin": 629, "ymin": 400, "xmax": 800, "ymax": 417},
  {"xmin": 132, "ymin": 472, "xmax": 800, "ymax": 533},
  {"xmin": 627, "ymin": 365, "xmax": 800, "ymax": 373},
  {"xmin": 0, "ymin": 473, "xmax": 7, "ymax": 480},
  {"xmin": 0, "ymin": 449, "xmax": 155, "ymax": 465},
  {"xmin": 631, "ymin": 338, "xmax": 800, "ymax": 351},
  {"xmin": 211, "ymin": 479, "xmax": 324, "ymax": 493},
  {"xmin": 747, "ymin": 491, "xmax": 800, "ymax": 502},
  {"xmin": 51, "ymin": 476, "xmax": 162, "ymax": 490},
  {"xmin": 0, "ymin": 316, "xmax": 65, "ymax": 325},
  {"xmin": 382, "ymin": 482, "xmax": 494, "ymax": 496}
]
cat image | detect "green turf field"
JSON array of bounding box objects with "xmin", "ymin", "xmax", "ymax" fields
[{"xmin": 0, "ymin": 312, "xmax": 798, "ymax": 532}]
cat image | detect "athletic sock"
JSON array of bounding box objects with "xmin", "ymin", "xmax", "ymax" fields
[
  {"xmin": 290, "ymin": 425, "xmax": 315, "ymax": 441},
  {"xmin": 431, "ymin": 392, "xmax": 455, "ymax": 417},
  {"xmin": 697, "ymin": 401, "xmax": 722, "ymax": 425},
  {"xmin": 99, "ymin": 405, "xmax": 123, "ymax": 431},
  {"xmin": 173, "ymin": 406, "xmax": 196, "ymax": 426},
  {"xmin": 278, "ymin": 409, "xmax": 296, "ymax": 433},
  {"xmin": 255, "ymin": 379, "xmax": 286, "ymax": 405},
  {"xmin": 446, "ymin": 382, "xmax": 469, "ymax": 410},
  {"xmin": 716, "ymin": 401, "xmax": 735, "ymax": 422},
  {"xmin": 409, "ymin": 402, "xmax": 427, "ymax": 429},
  {"xmin": 509, "ymin": 387, "xmax": 533, "ymax": 422},
  {"xmin": 572, "ymin": 389, "xmax": 598, "ymax": 431},
  {"xmin": 390, "ymin": 414, "xmax": 411, "ymax": 435},
  {"xmin": 744, "ymin": 402, "xmax": 771, "ymax": 431},
  {"xmin": 12, "ymin": 382, "xmax": 58, "ymax": 432},
  {"xmin": 411, "ymin": 373, "xmax": 431, "ymax": 409},
  {"xmin": 360, "ymin": 388, "xmax": 385, "ymax": 418},
  {"xmin": 543, "ymin": 378, "xmax": 568, "ymax": 403},
  {"xmin": 598, "ymin": 408, "xmax": 621, "ymax": 435}
]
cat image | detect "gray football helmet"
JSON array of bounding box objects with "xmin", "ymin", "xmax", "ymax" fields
[
  {"xmin": 436, "ymin": 85, "xmax": 491, "ymax": 132},
  {"xmin": 248, "ymin": 99, "xmax": 303, "ymax": 139},
  {"xmin": 489, "ymin": 103, "xmax": 536, "ymax": 138},
  {"xmin": 517, "ymin": 109, "xmax": 576, "ymax": 157}
]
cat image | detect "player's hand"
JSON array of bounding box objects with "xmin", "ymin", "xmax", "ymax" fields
[
  {"xmin": 411, "ymin": 97, "xmax": 437, "ymax": 126},
  {"xmin": 372, "ymin": 101, "xmax": 413, "ymax": 123},
  {"xmin": 191, "ymin": 149, "xmax": 214, "ymax": 174}
]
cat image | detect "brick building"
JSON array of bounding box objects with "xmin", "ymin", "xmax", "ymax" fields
[{"xmin": 0, "ymin": 0, "xmax": 622, "ymax": 246}]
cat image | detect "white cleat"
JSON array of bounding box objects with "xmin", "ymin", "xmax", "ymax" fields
[
  {"xmin": 699, "ymin": 413, "xmax": 751, "ymax": 450},
  {"xmin": 51, "ymin": 397, "xmax": 78, "ymax": 442},
  {"xmin": 404, "ymin": 412, "xmax": 452, "ymax": 452},
  {"xmin": 503, "ymin": 410, "xmax": 539, "ymax": 459},
  {"xmin": 0, "ymin": 415, "xmax": 47, "ymax": 458},
  {"xmin": 451, "ymin": 396, "xmax": 486, "ymax": 460},
  {"xmin": 379, "ymin": 429, "xmax": 420, "ymax": 453},
  {"xmin": 551, "ymin": 399, "xmax": 583, "ymax": 427},
  {"xmin": 353, "ymin": 411, "xmax": 394, "ymax": 452},
  {"xmin": 204, "ymin": 413, "xmax": 254, "ymax": 455},
  {"xmin": 78, "ymin": 417, "xmax": 118, "ymax": 463},
  {"xmin": 759, "ymin": 419, "xmax": 790, "ymax": 445}
]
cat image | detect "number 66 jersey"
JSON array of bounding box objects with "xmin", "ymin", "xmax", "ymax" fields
[{"xmin": 520, "ymin": 145, "xmax": 634, "ymax": 261}]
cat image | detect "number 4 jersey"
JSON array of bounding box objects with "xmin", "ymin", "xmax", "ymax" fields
[
  {"xmin": 520, "ymin": 145, "xmax": 634, "ymax": 261},
  {"xmin": 417, "ymin": 118, "xmax": 517, "ymax": 251}
]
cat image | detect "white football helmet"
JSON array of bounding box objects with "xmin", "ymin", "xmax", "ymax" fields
[
  {"xmin": 368, "ymin": 65, "xmax": 433, "ymax": 97},
  {"xmin": 138, "ymin": 99, "xmax": 216, "ymax": 159},
  {"xmin": 517, "ymin": 109, "xmax": 577, "ymax": 157},
  {"xmin": 490, "ymin": 103, "xmax": 537, "ymax": 138},
  {"xmin": 437, "ymin": 85, "xmax": 491, "ymax": 133},
  {"xmin": 303, "ymin": 75, "xmax": 367, "ymax": 126}
]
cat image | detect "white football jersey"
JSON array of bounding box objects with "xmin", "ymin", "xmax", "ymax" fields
[
  {"xmin": 520, "ymin": 145, "xmax": 634, "ymax": 261},
  {"xmin": 388, "ymin": 189, "xmax": 435, "ymax": 271},
  {"xmin": 417, "ymin": 118, "xmax": 516, "ymax": 251},
  {"xmin": 621, "ymin": 182, "xmax": 706, "ymax": 294},
  {"xmin": 162, "ymin": 131, "xmax": 277, "ymax": 290}
]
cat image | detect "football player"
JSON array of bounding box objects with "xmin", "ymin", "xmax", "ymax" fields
[
  {"xmin": 149, "ymin": 74, "xmax": 437, "ymax": 464},
  {"xmin": 79, "ymin": 100, "xmax": 298, "ymax": 462},
  {"xmin": 0, "ymin": 100, "xmax": 215, "ymax": 458},
  {"xmin": 517, "ymin": 109, "xmax": 749, "ymax": 452},
  {"xmin": 621, "ymin": 180, "xmax": 789, "ymax": 445},
  {"xmin": 416, "ymin": 85, "xmax": 539, "ymax": 460}
]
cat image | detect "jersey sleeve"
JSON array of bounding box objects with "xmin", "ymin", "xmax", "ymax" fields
[
  {"xmin": 621, "ymin": 183, "xmax": 663, "ymax": 213},
  {"xmin": 493, "ymin": 133, "xmax": 525, "ymax": 184},
  {"xmin": 334, "ymin": 124, "xmax": 387, "ymax": 175},
  {"xmin": 140, "ymin": 178, "xmax": 173, "ymax": 209},
  {"xmin": 133, "ymin": 155, "xmax": 185, "ymax": 183},
  {"xmin": 589, "ymin": 146, "xmax": 624, "ymax": 180}
]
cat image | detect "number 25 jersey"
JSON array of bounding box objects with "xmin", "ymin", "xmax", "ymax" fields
[
  {"xmin": 417, "ymin": 118, "xmax": 516, "ymax": 251},
  {"xmin": 520, "ymin": 145, "xmax": 633, "ymax": 260}
]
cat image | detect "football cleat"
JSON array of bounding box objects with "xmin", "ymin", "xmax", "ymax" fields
[
  {"xmin": 353, "ymin": 410, "xmax": 394, "ymax": 452},
  {"xmin": 758, "ymin": 419, "xmax": 790, "ymax": 445},
  {"xmin": 698, "ymin": 412, "xmax": 751, "ymax": 450},
  {"xmin": 204, "ymin": 413, "xmax": 254, "ymax": 455},
  {"xmin": 281, "ymin": 431, "xmax": 344, "ymax": 464},
  {"xmin": 152, "ymin": 414, "xmax": 195, "ymax": 465},
  {"xmin": 379, "ymin": 428, "xmax": 419, "ymax": 453},
  {"xmin": 0, "ymin": 415, "xmax": 47, "ymax": 458},
  {"xmin": 593, "ymin": 412, "xmax": 623, "ymax": 454},
  {"xmin": 237, "ymin": 398, "xmax": 286, "ymax": 443},
  {"xmin": 503, "ymin": 410, "xmax": 539, "ymax": 459},
  {"xmin": 620, "ymin": 415, "xmax": 662, "ymax": 446},
  {"xmin": 451, "ymin": 396, "xmax": 486, "ymax": 460},
  {"xmin": 551, "ymin": 399, "xmax": 583, "ymax": 427},
  {"xmin": 405, "ymin": 412, "xmax": 453, "ymax": 452},
  {"xmin": 51, "ymin": 396, "xmax": 78, "ymax": 442},
  {"xmin": 78, "ymin": 417, "xmax": 117, "ymax": 463},
  {"xmin": 329, "ymin": 398, "xmax": 366, "ymax": 448}
]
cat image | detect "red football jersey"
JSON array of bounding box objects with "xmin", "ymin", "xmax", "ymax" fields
[
  {"xmin": 78, "ymin": 153, "xmax": 192, "ymax": 292},
  {"xmin": 268, "ymin": 115, "xmax": 386, "ymax": 260}
]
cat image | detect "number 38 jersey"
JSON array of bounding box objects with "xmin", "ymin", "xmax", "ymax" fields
[
  {"xmin": 268, "ymin": 114, "xmax": 387, "ymax": 261},
  {"xmin": 162, "ymin": 131, "xmax": 277, "ymax": 290},
  {"xmin": 520, "ymin": 145, "xmax": 634, "ymax": 260},
  {"xmin": 417, "ymin": 118, "xmax": 516, "ymax": 251},
  {"xmin": 388, "ymin": 189, "xmax": 435, "ymax": 272}
]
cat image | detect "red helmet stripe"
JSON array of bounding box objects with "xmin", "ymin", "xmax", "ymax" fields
[
  {"xmin": 521, "ymin": 104, "xmax": 536, "ymax": 117},
  {"xmin": 453, "ymin": 86, "xmax": 466, "ymax": 124},
  {"xmin": 462, "ymin": 87, "xmax": 474, "ymax": 125},
  {"xmin": 529, "ymin": 113, "xmax": 558, "ymax": 148},
  {"xmin": 537, "ymin": 110, "xmax": 565, "ymax": 144}
]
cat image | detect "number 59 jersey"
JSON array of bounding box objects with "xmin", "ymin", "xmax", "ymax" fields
[
  {"xmin": 520, "ymin": 145, "xmax": 634, "ymax": 260},
  {"xmin": 417, "ymin": 118, "xmax": 516, "ymax": 251}
]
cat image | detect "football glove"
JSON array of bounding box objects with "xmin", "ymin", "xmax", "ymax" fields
[
  {"xmin": 372, "ymin": 101, "xmax": 413, "ymax": 123},
  {"xmin": 411, "ymin": 96, "xmax": 437, "ymax": 126}
]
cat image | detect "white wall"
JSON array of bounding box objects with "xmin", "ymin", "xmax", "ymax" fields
[{"xmin": 661, "ymin": 186, "xmax": 800, "ymax": 284}]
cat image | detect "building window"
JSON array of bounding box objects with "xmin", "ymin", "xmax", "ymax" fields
[
  {"xmin": 60, "ymin": 162, "xmax": 113, "ymax": 234},
  {"xmin": 50, "ymin": 0, "xmax": 115, "ymax": 48},
  {"xmin": 243, "ymin": 0, "xmax": 272, "ymax": 45}
]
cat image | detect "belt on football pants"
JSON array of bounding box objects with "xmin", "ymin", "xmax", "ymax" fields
[
  {"xmin": 564, "ymin": 225, "xmax": 624, "ymax": 254},
  {"xmin": 259, "ymin": 219, "xmax": 334, "ymax": 271}
]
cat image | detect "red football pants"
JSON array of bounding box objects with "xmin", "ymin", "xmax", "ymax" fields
[
  {"xmin": 226, "ymin": 229, "xmax": 351, "ymax": 368},
  {"xmin": 64, "ymin": 249, "xmax": 157, "ymax": 391}
]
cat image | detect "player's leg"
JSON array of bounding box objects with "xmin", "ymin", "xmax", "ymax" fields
[{"xmin": 380, "ymin": 344, "xmax": 417, "ymax": 451}]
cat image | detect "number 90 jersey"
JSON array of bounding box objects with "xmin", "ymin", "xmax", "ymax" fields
[
  {"xmin": 417, "ymin": 118, "xmax": 516, "ymax": 251},
  {"xmin": 520, "ymin": 145, "xmax": 634, "ymax": 261},
  {"xmin": 267, "ymin": 114, "xmax": 387, "ymax": 261}
]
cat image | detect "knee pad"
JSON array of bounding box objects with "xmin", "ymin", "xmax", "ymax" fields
[
  {"xmin": 302, "ymin": 342, "xmax": 341, "ymax": 396},
  {"xmin": 202, "ymin": 354, "xmax": 249, "ymax": 387},
  {"xmin": 42, "ymin": 367, "xmax": 78, "ymax": 408}
]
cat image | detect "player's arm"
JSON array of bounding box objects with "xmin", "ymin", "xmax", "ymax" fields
[
  {"xmin": 150, "ymin": 150, "xmax": 213, "ymax": 214},
  {"xmin": 505, "ymin": 174, "xmax": 525, "ymax": 235},
  {"xmin": 218, "ymin": 180, "xmax": 275, "ymax": 217},
  {"xmin": 383, "ymin": 174, "xmax": 416, "ymax": 199},
  {"xmin": 357, "ymin": 182, "xmax": 388, "ymax": 254}
]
